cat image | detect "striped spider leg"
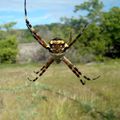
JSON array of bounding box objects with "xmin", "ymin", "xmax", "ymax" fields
[
  {"xmin": 24, "ymin": 0, "xmax": 49, "ymax": 49},
  {"xmin": 28, "ymin": 58, "xmax": 54, "ymax": 82},
  {"xmin": 64, "ymin": 24, "xmax": 88, "ymax": 51},
  {"xmin": 62, "ymin": 56, "xmax": 100, "ymax": 85}
]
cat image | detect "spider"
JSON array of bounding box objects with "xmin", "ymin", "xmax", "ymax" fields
[{"xmin": 24, "ymin": 0, "xmax": 100, "ymax": 85}]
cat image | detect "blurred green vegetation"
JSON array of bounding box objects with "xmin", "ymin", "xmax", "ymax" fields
[
  {"xmin": 0, "ymin": 0, "xmax": 120, "ymax": 63},
  {"xmin": 0, "ymin": 22, "xmax": 18, "ymax": 63},
  {"xmin": 61, "ymin": 0, "xmax": 120, "ymax": 60}
]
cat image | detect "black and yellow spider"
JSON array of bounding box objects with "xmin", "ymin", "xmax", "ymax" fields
[{"xmin": 24, "ymin": 0, "xmax": 100, "ymax": 85}]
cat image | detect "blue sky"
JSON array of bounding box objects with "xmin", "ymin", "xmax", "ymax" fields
[{"xmin": 0, "ymin": 0, "xmax": 120, "ymax": 29}]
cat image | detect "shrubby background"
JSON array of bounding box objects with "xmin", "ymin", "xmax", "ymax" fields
[{"xmin": 0, "ymin": 0, "xmax": 120, "ymax": 63}]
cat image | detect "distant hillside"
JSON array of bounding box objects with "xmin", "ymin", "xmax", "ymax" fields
[
  {"xmin": 15, "ymin": 23, "xmax": 72, "ymax": 43},
  {"xmin": 17, "ymin": 42, "xmax": 49, "ymax": 63}
]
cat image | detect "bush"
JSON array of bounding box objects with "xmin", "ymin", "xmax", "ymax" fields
[{"xmin": 0, "ymin": 36, "xmax": 18, "ymax": 63}]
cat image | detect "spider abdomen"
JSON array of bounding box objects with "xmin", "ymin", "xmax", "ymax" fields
[{"xmin": 50, "ymin": 53, "xmax": 64, "ymax": 63}]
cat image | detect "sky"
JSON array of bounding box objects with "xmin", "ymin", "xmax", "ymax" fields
[{"xmin": 0, "ymin": 0, "xmax": 120, "ymax": 29}]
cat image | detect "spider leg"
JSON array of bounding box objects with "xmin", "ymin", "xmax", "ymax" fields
[
  {"xmin": 68, "ymin": 31, "xmax": 72, "ymax": 44},
  {"xmin": 33, "ymin": 65, "xmax": 46, "ymax": 74},
  {"xmin": 28, "ymin": 58, "xmax": 54, "ymax": 82},
  {"xmin": 62, "ymin": 57, "xmax": 100, "ymax": 85},
  {"xmin": 24, "ymin": 0, "xmax": 49, "ymax": 49},
  {"xmin": 64, "ymin": 24, "xmax": 88, "ymax": 51}
]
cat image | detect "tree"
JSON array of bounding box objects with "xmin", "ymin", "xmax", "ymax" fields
[
  {"xmin": 61, "ymin": 0, "xmax": 120, "ymax": 61},
  {"xmin": 61, "ymin": 0, "xmax": 106, "ymax": 62},
  {"xmin": 0, "ymin": 22, "xmax": 18, "ymax": 63},
  {"xmin": 101, "ymin": 7, "xmax": 120, "ymax": 58},
  {"xmin": 0, "ymin": 36, "xmax": 18, "ymax": 63},
  {"xmin": 1, "ymin": 22, "xmax": 17, "ymax": 32},
  {"xmin": 74, "ymin": 0, "xmax": 104, "ymax": 23}
]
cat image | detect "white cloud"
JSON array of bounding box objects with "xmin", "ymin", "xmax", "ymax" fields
[
  {"xmin": 0, "ymin": 0, "xmax": 23, "ymax": 12},
  {"xmin": 28, "ymin": 14, "xmax": 54, "ymax": 23},
  {"xmin": 0, "ymin": 0, "xmax": 120, "ymax": 29},
  {"xmin": 0, "ymin": 0, "xmax": 83, "ymax": 12},
  {"xmin": 0, "ymin": 0, "xmax": 120, "ymax": 12}
]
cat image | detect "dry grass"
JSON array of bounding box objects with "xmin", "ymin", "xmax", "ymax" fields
[{"xmin": 0, "ymin": 61, "xmax": 120, "ymax": 120}]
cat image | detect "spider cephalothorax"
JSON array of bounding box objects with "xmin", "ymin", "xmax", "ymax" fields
[
  {"xmin": 48, "ymin": 38, "xmax": 68, "ymax": 63},
  {"xmin": 48, "ymin": 37, "xmax": 68, "ymax": 53},
  {"xmin": 24, "ymin": 0, "xmax": 100, "ymax": 85}
]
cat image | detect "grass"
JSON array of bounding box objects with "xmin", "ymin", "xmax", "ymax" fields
[{"xmin": 0, "ymin": 61, "xmax": 120, "ymax": 120}]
